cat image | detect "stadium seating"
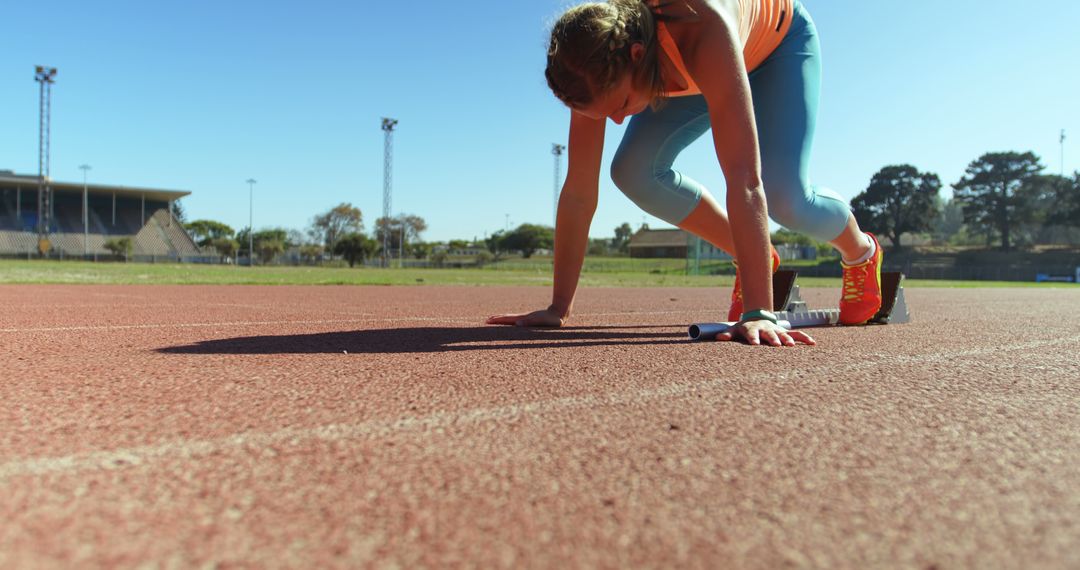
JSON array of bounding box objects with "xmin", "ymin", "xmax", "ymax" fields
[{"xmin": 0, "ymin": 191, "xmax": 199, "ymax": 258}]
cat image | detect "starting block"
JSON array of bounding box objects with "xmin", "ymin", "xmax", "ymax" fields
[{"xmin": 688, "ymin": 270, "xmax": 910, "ymax": 341}]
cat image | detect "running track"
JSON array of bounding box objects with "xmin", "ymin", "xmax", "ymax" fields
[{"xmin": 1, "ymin": 284, "xmax": 1078, "ymax": 568}]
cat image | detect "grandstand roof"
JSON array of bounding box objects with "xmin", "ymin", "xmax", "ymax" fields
[
  {"xmin": 0, "ymin": 170, "xmax": 190, "ymax": 202},
  {"xmin": 628, "ymin": 228, "xmax": 689, "ymax": 249}
]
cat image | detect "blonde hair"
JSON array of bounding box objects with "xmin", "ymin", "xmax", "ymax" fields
[{"xmin": 546, "ymin": 0, "xmax": 671, "ymax": 110}]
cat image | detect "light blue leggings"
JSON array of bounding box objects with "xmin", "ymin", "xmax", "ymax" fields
[{"xmin": 610, "ymin": 0, "xmax": 850, "ymax": 242}]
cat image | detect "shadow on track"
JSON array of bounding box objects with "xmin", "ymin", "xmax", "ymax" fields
[{"xmin": 157, "ymin": 325, "xmax": 687, "ymax": 355}]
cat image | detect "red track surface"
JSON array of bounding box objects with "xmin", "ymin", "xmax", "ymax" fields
[{"xmin": 1, "ymin": 284, "xmax": 1078, "ymax": 568}]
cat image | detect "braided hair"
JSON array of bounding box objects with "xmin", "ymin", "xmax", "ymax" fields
[{"xmin": 546, "ymin": 0, "xmax": 670, "ymax": 110}]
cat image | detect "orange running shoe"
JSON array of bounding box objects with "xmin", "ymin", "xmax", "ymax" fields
[
  {"xmin": 839, "ymin": 232, "xmax": 884, "ymax": 325},
  {"xmin": 728, "ymin": 246, "xmax": 782, "ymax": 322}
]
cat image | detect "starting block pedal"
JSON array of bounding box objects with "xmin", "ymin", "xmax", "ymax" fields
[{"xmin": 688, "ymin": 270, "xmax": 910, "ymax": 340}]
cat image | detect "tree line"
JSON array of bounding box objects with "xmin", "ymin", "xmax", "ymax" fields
[
  {"xmin": 187, "ymin": 204, "xmax": 570, "ymax": 266},
  {"xmin": 182, "ymin": 149, "xmax": 1078, "ymax": 266},
  {"xmin": 185, "ymin": 204, "xmax": 429, "ymax": 266},
  {"xmin": 852, "ymin": 151, "xmax": 1080, "ymax": 251}
]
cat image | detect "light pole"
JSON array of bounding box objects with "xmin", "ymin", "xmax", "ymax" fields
[
  {"xmin": 80, "ymin": 164, "xmax": 91, "ymax": 257},
  {"xmin": 35, "ymin": 66, "xmax": 57, "ymax": 255},
  {"xmin": 1061, "ymin": 129, "xmax": 1067, "ymax": 177},
  {"xmin": 247, "ymin": 178, "xmax": 256, "ymax": 266},
  {"xmin": 552, "ymin": 143, "xmax": 565, "ymax": 228},
  {"xmin": 381, "ymin": 118, "xmax": 398, "ymax": 268}
]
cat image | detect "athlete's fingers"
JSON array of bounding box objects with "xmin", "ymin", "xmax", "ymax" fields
[
  {"xmin": 486, "ymin": 314, "xmax": 521, "ymax": 325},
  {"xmin": 715, "ymin": 331, "xmax": 734, "ymax": 342},
  {"xmin": 515, "ymin": 311, "xmax": 562, "ymax": 328},
  {"xmin": 762, "ymin": 328, "xmax": 782, "ymax": 347},
  {"xmin": 789, "ymin": 330, "xmax": 816, "ymax": 345}
]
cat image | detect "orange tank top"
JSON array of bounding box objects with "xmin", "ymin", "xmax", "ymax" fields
[{"xmin": 655, "ymin": 0, "xmax": 794, "ymax": 97}]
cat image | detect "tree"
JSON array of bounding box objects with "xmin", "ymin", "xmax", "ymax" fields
[
  {"xmin": 286, "ymin": 229, "xmax": 324, "ymax": 263},
  {"xmin": 103, "ymin": 237, "xmax": 133, "ymax": 261},
  {"xmin": 236, "ymin": 227, "xmax": 252, "ymax": 259},
  {"xmin": 334, "ymin": 233, "xmax": 378, "ymax": 267},
  {"xmin": 211, "ymin": 237, "xmax": 239, "ymax": 262},
  {"xmin": 374, "ymin": 214, "xmax": 428, "ymax": 252},
  {"xmin": 448, "ymin": 239, "xmax": 470, "ymax": 251},
  {"xmin": 474, "ymin": 250, "xmax": 495, "ymax": 267},
  {"xmin": 587, "ymin": 238, "xmax": 609, "ymax": 256},
  {"xmin": 770, "ymin": 228, "xmax": 815, "ymax": 246},
  {"xmin": 299, "ymin": 244, "xmax": 324, "ymax": 263},
  {"xmin": 311, "ymin": 203, "xmax": 363, "ymax": 256},
  {"xmin": 485, "ymin": 230, "xmax": 506, "ymax": 256},
  {"xmin": 1010, "ymin": 172, "xmax": 1080, "ymax": 245},
  {"xmin": 185, "ymin": 219, "xmax": 235, "ymax": 248},
  {"xmin": 1040, "ymin": 173, "xmax": 1080, "ymax": 230},
  {"xmin": 500, "ymin": 224, "xmax": 555, "ymax": 258},
  {"xmin": 172, "ymin": 200, "xmax": 187, "ymax": 224},
  {"xmin": 611, "ymin": 222, "xmax": 633, "ymax": 253},
  {"xmin": 430, "ymin": 250, "xmax": 449, "ymax": 267},
  {"xmin": 930, "ymin": 198, "xmax": 966, "ymax": 245},
  {"xmin": 252, "ymin": 228, "xmax": 288, "ymax": 264},
  {"xmin": 399, "ymin": 214, "xmax": 428, "ymax": 243},
  {"xmin": 952, "ymin": 152, "xmax": 1043, "ymax": 250},
  {"xmin": 409, "ymin": 242, "xmax": 433, "ymax": 260},
  {"xmin": 851, "ymin": 164, "xmax": 941, "ymax": 251}
]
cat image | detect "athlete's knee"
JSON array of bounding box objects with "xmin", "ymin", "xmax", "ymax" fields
[
  {"xmin": 763, "ymin": 173, "xmax": 814, "ymax": 231},
  {"xmin": 611, "ymin": 151, "xmax": 645, "ymax": 189},
  {"xmin": 611, "ymin": 153, "xmax": 658, "ymax": 208},
  {"xmin": 767, "ymin": 197, "xmax": 815, "ymax": 232}
]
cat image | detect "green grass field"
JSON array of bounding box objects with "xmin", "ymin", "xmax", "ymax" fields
[{"xmin": 0, "ymin": 259, "xmax": 1074, "ymax": 289}]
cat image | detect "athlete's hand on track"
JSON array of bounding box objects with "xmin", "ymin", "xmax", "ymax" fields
[
  {"xmin": 716, "ymin": 320, "xmax": 816, "ymax": 346},
  {"xmin": 486, "ymin": 308, "xmax": 564, "ymax": 327}
]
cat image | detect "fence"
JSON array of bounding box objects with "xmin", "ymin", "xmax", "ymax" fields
[
  {"xmin": 793, "ymin": 262, "xmax": 1080, "ymax": 283},
  {"xmin": 4, "ymin": 250, "xmax": 1078, "ymax": 284}
]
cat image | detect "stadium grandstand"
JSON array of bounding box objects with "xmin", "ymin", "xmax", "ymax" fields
[{"xmin": 0, "ymin": 169, "xmax": 199, "ymax": 259}]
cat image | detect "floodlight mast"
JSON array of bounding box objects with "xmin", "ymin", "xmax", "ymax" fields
[
  {"xmin": 35, "ymin": 66, "xmax": 57, "ymax": 254},
  {"xmin": 552, "ymin": 143, "xmax": 566, "ymax": 228},
  {"xmin": 381, "ymin": 118, "xmax": 398, "ymax": 268},
  {"xmin": 80, "ymin": 164, "xmax": 91, "ymax": 257},
  {"xmin": 247, "ymin": 179, "xmax": 256, "ymax": 266}
]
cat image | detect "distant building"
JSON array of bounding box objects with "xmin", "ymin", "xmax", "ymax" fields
[
  {"xmin": 0, "ymin": 170, "xmax": 198, "ymax": 257},
  {"xmin": 629, "ymin": 228, "xmax": 733, "ymax": 259},
  {"xmin": 628, "ymin": 228, "xmax": 688, "ymax": 258},
  {"xmin": 629, "ymin": 227, "xmax": 733, "ymax": 260},
  {"xmin": 432, "ymin": 243, "xmax": 485, "ymax": 256},
  {"xmin": 629, "ymin": 227, "xmax": 817, "ymax": 261}
]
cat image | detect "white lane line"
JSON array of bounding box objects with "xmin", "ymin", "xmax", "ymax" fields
[
  {"xmin": 3, "ymin": 333, "xmax": 1078, "ymax": 482},
  {"xmin": 0, "ymin": 319, "xmax": 374, "ymax": 333},
  {"xmin": 0, "ymin": 310, "xmax": 704, "ymax": 334},
  {"xmin": 0, "ymin": 303, "xmax": 280, "ymax": 310}
]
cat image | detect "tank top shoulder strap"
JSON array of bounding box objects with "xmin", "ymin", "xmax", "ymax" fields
[{"xmin": 653, "ymin": 10, "xmax": 702, "ymax": 97}]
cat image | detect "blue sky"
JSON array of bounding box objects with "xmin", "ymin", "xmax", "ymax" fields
[{"xmin": 1, "ymin": 0, "xmax": 1076, "ymax": 242}]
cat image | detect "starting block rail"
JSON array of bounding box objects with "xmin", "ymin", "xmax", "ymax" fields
[{"xmin": 688, "ymin": 270, "xmax": 910, "ymax": 341}]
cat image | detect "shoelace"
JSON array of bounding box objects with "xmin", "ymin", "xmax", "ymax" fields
[{"xmin": 842, "ymin": 263, "xmax": 868, "ymax": 302}]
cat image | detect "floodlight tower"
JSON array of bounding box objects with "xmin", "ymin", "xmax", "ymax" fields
[
  {"xmin": 247, "ymin": 179, "xmax": 256, "ymax": 266},
  {"xmin": 35, "ymin": 66, "xmax": 57, "ymax": 254},
  {"xmin": 1061, "ymin": 129, "xmax": 1067, "ymax": 177},
  {"xmin": 381, "ymin": 117, "xmax": 398, "ymax": 268},
  {"xmin": 80, "ymin": 164, "xmax": 91, "ymax": 257},
  {"xmin": 552, "ymin": 143, "xmax": 566, "ymax": 228}
]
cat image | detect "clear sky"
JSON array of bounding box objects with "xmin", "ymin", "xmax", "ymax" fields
[{"xmin": 1, "ymin": 0, "xmax": 1076, "ymax": 242}]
